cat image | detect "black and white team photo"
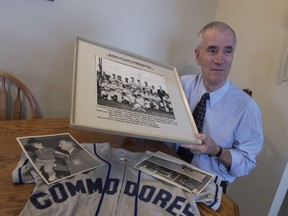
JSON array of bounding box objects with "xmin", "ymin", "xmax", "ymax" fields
[{"xmin": 96, "ymin": 57, "xmax": 175, "ymax": 119}]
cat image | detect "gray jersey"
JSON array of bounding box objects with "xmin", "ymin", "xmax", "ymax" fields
[{"xmin": 13, "ymin": 143, "xmax": 222, "ymax": 216}]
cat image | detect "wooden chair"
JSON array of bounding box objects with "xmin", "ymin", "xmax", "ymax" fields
[
  {"xmin": 243, "ymin": 88, "xmax": 252, "ymax": 97},
  {"xmin": 0, "ymin": 71, "xmax": 38, "ymax": 120}
]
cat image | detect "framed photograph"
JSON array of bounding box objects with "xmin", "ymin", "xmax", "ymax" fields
[
  {"xmin": 134, "ymin": 151, "xmax": 213, "ymax": 193},
  {"xmin": 17, "ymin": 133, "xmax": 103, "ymax": 185},
  {"xmin": 70, "ymin": 36, "xmax": 200, "ymax": 144},
  {"xmin": 281, "ymin": 39, "xmax": 288, "ymax": 81}
]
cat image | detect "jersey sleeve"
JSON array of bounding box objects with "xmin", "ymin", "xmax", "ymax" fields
[{"xmin": 12, "ymin": 152, "xmax": 36, "ymax": 184}]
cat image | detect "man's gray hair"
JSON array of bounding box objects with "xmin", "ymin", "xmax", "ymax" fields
[{"xmin": 196, "ymin": 21, "xmax": 237, "ymax": 50}]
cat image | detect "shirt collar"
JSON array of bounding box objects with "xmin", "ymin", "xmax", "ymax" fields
[
  {"xmin": 68, "ymin": 147, "xmax": 75, "ymax": 155},
  {"xmin": 201, "ymin": 79, "xmax": 230, "ymax": 108}
]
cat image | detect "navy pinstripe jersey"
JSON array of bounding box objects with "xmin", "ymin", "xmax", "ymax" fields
[{"xmin": 13, "ymin": 143, "xmax": 222, "ymax": 216}]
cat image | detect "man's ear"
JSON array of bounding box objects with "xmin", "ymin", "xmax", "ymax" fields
[{"xmin": 195, "ymin": 48, "xmax": 201, "ymax": 65}]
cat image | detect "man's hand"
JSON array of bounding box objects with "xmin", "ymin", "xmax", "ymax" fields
[
  {"xmin": 180, "ymin": 133, "xmax": 232, "ymax": 170},
  {"xmin": 180, "ymin": 133, "xmax": 219, "ymax": 156}
]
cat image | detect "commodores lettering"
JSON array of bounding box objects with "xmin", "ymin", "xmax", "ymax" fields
[{"xmin": 30, "ymin": 178, "xmax": 194, "ymax": 215}]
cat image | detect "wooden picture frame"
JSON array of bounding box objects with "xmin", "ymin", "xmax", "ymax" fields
[{"xmin": 70, "ymin": 36, "xmax": 200, "ymax": 144}]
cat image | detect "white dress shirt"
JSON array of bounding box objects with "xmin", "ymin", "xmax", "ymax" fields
[{"xmin": 177, "ymin": 73, "xmax": 264, "ymax": 183}]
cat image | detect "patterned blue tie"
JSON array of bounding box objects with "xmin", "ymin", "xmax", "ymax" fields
[
  {"xmin": 177, "ymin": 92, "xmax": 210, "ymax": 163},
  {"xmin": 192, "ymin": 92, "xmax": 210, "ymax": 133}
]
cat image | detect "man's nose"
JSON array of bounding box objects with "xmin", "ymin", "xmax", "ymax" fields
[{"xmin": 214, "ymin": 52, "xmax": 224, "ymax": 64}]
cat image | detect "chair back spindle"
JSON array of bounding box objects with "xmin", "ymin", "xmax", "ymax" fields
[
  {"xmin": 13, "ymin": 87, "xmax": 22, "ymax": 119},
  {"xmin": 0, "ymin": 78, "xmax": 8, "ymax": 120},
  {"xmin": 0, "ymin": 71, "xmax": 38, "ymax": 120}
]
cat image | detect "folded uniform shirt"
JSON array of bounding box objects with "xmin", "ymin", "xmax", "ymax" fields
[{"xmin": 12, "ymin": 143, "xmax": 222, "ymax": 216}]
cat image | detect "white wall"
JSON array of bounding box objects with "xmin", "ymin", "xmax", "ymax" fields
[
  {"xmin": 0, "ymin": 0, "xmax": 217, "ymax": 118},
  {"xmin": 216, "ymin": 0, "xmax": 288, "ymax": 215}
]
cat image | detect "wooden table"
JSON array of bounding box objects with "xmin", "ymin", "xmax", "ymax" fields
[{"xmin": 0, "ymin": 118, "xmax": 239, "ymax": 216}]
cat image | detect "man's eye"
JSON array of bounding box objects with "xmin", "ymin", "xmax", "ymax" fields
[
  {"xmin": 224, "ymin": 47, "xmax": 233, "ymax": 54},
  {"xmin": 208, "ymin": 48, "xmax": 216, "ymax": 54},
  {"xmin": 225, "ymin": 49, "xmax": 232, "ymax": 54}
]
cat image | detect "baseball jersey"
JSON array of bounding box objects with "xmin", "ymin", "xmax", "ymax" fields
[{"xmin": 13, "ymin": 143, "xmax": 222, "ymax": 216}]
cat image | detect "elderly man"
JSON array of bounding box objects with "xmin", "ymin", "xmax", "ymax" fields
[{"xmin": 174, "ymin": 21, "xmax": 263, "ymax": 192}]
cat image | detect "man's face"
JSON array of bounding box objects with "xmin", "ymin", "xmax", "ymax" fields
[
  {"xmin": 195, "ymin": 29, "xmax": 236, "ymax": 91},
  {"xmin": 32, "ymin": 142, "xmax": 42, "ymax": 149},
  {"xmin": 58, "ymin": 140, "xmax": 73, "ymax": 151}
]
